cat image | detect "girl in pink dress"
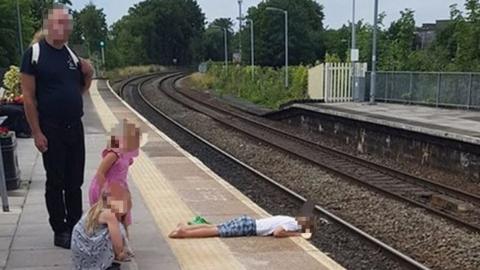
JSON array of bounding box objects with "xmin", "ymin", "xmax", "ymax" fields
[{"xmin": 89, "ymin": 119, "xmax": 141, "ymax": 231}]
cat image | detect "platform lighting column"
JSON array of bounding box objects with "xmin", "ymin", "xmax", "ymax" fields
[
  {"xmin": 369, "ymin": 0, "xmax": 379, "ymax": 104},
  {"xmin": 212, "ymin": 25, "xmax": 229, "ymax": 70},
  {"xmin": 240, "ymin": 17, "xmax": 255, "ymax": 80},
  {"xmin": 351, "ymin": 0, "xmax": 359, "ymax": 100},
  {"xmin": 238, "ymin": 0, "xmax": 243, "ymax": 64},
  {"xmin": 266, "ymin": 7, "xmax": 289, "ymax": 88},
  {"xmin": 16, "ymin": 0, "xmax": 24, "ymax": 60},
  {"xmin": 0, "ymin": 117, "xmax": 8, "ymax": 212}
]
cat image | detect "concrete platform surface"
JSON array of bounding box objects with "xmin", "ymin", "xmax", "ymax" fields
[
  {"xmin": 0, "ymin": 88, "xmax": 180, "ymax": 270},
  {"xmin": 1, "ymin": 79, "xmax": 344, "ymax": 270},
  {"xmin": 294, "ymin": 102, "xmax": 480, "ymax": 145}
]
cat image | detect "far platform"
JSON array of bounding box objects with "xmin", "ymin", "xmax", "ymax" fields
[{"xmin": 289, "ymin": 102, "xmax": 480, "ymax": 145}]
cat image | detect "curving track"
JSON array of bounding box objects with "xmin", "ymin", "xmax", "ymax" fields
[
  {"xmin": 158, "ymin": 73, "xmax": 480, "ymax": 233},
  {"xmin": 114, "ymin": 73, "xmax": 431, "ymax": 270}
]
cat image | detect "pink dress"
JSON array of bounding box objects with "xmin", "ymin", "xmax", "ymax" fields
[{"xmin": 88, "ymin": 148, "xmax": 139, "ymax": 225}]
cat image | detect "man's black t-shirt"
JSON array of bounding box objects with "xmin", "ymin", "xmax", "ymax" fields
[{"xmin": 20, "ymin": 39, "xmax": 84, "ymax": 123}]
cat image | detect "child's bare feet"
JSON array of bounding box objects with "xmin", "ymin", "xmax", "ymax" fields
[{"xmin": 169, "ymin": 224, "xmax": 186, "ymax": 238}]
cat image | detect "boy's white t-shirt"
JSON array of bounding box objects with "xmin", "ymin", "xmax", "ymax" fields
[{"xmin": 255, "ymin": 216, "xmax": 301, "ymax": 236}]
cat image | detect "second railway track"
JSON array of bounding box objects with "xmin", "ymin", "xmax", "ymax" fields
[
  {"xmin": 155, "ymin": 72, "xmax": 480, "ymax": 233},
  {"xmin": 113, "ymin": 73, "xmax": 434, "ymax": 269}
]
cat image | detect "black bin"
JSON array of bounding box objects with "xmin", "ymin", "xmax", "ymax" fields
[{"xmin": 1, "ymin": 132, "xmax": 21, "ymax": 190}]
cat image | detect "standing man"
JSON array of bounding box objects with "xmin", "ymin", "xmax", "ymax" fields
[{"xmin": 20, "ymin": 4, "xmax": 93, "ymax": 249}]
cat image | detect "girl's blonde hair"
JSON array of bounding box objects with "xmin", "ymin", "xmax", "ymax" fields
[
  {"xmin": 30, "ymin": 30, "xmax": 45, "ymax": 45},
  {"xmin": 85, "ymin": 190, "xmax": 108, "ymax": 235}
]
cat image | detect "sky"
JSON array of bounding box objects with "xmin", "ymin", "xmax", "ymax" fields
[{"xmin": 71, "ymin": 0, "xmax": 466, "ymax": 29}]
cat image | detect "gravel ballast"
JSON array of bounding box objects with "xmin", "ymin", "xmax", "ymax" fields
[{"xmin": 110, "ymin": 78, "xmax": 479, "ymax": 269}]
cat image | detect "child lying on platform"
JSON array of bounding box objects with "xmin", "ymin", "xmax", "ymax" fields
[{"xmin": 169, "ymin": 215, "xmax": 314, "ymax": 239}]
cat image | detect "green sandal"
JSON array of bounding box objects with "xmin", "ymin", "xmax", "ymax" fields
[{"xmin": 187, "ymin": 215, "xmax": 210, "ymax": 225}]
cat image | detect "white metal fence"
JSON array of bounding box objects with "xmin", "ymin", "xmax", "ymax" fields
[
  {"xmin": 308, "ymin": 63, "xmax": 367, "ymax": 103},
  {"xmin": 368, "ymin": 71, "xmax": 480, "ymax": 109}
]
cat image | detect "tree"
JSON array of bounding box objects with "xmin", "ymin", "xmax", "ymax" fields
[
  {"xmin": 0, "ymin": 0, "xmax": 34, "ymax": 67},
  {"xmin": 244, "ymin": 0, "xmax": 325, "ymax": 67},
  {"xmin": 76, "ymin": 3, "xmax": 108, "ymax": 56},
  {"xmin": 203, "ymin": 18, "xmax": 234, "ymax": 61},
  {"xmin": 380, "ymin": 9, "xmax": 416, "ymax": 70},
  {"xmin": 108, "ymin": 0, "xmax": 205, "ymax": 67}
]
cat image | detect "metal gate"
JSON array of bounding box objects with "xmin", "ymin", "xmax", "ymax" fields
[{"xmin": 308, "ymin": 63, "xmax": 367, "ymax": 103}]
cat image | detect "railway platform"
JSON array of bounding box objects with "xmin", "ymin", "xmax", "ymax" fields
[
  {"xmin": 0, "ymin": 79, "xmax": 344, "ymax": 270},
  {"xmin": 292, "ymin": 102, "xmax": 480, "ymax": 145}
]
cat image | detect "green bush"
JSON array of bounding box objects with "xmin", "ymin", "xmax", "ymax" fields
[
  {"xmin": 105, "ymin": 65, "xmax": 167, "ymax": 81},
  {"xmin": 191, "ymin": 63, "xmax": 308, "ymax": 109}
]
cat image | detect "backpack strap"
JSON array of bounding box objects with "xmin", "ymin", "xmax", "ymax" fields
[
  {"xmin": 31, "ymin": 43, "xmax": 40, "ymax": 65},
  {"xmin": 65, "ymin": 45, "xmax": 80, "ymax": 67}
]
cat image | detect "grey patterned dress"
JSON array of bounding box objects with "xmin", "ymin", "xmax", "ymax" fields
[{"xmin": 71, "ymin": 215, "xmax": 127, "ymax": 270}]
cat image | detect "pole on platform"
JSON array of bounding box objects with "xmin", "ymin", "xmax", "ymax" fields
[
  {"xmin": 266, "ymin": 7, "xmax": 289, "ymax": 88},
  {"xmin": 250, "ymin": 19, "xmax": 254, "ymax": 80},
  {"xmin": 211, "ymin": 26, "xmax": 228, "ymax": 70},
  {"xmin": 224, "ymin": 28, "xmax": 228, "ymax": 70},
  {"xmin": 351, "ymin": 0, "xmax": 358, "ymax": 100},
  {"xmin": 0, "ymin": 118, "xmax": 9, "ymax": 212},
  {"xmin": 369, "ymin": 0, "xmax": 378, "ymax": 104},
  {"xmin": 238, "ymin": 0, "xmax": 243, "ymax": 64},
  {"xmin": 16, "ymin": 0, "xmax": 24, "ymax": 61}
]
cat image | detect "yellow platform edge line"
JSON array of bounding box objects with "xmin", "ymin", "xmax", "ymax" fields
[
  {"xmin": 89, "ymin": 81, "xmax": 246, "ymax": 270},
  {"xmin": 102, "ymin": 79, "xmax": 345, "ymax": 270}
]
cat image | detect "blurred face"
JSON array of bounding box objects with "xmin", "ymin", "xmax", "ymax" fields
[
  {"xmin": 296, "ymin": 216, "xmax": 313, "ymax": 232},
  {"xmin": 108, "ymin": 198, "xmax": 127, "ymax": 215},
  {"xmin": 108, "ymin": 120, "xmax": 141, "ymax": 152},
  {"xmin": 44, "ymin": 8, "xmax": 73, "ymax": 43}
]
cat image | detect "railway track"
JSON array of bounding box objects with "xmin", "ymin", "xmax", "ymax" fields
[
  {"xmin": 115, "ymin": 73, "xmax": 430, "ymax": 270},
  {"xmin": 156, "ymin": 73, "xmax": 480, "ymax": 233}
]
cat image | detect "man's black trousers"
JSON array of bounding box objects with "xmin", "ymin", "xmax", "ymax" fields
[{"xmin": 40, "ymin": 120, "xmax": 85, "ymax": 233}]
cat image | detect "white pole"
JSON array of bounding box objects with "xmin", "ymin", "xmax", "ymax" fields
[
  {"xmin": 266, "ymin": 7, "xmax": 289, "ymax": 88},
  {"xmin": 352, "ymin": 0, "xmax": 358, "ymax": 100},
  {"xmin": 224, "ymin": 28, "xmax": 228, "ymax": 70},
  {"xmin": 16, "ymin": 0, "xmax": 24, "ymax": 60},
  {"xmin": 370, "ymin": 0, "xmax": 378, "ymax": 104},
  {"xmin": 250, "ymin": 19, "xmax": 254, "ymax": 80},
  {"xmin": 285, "ymin": 10, "xmax": 289, "ymax": 88},
  {"xmin": 238, "ymin": 0, "xmax": 243, "ymax": 63},
  {"xmin": 101, "ymin": 47, "xmax": 105, "ymax": 66}
]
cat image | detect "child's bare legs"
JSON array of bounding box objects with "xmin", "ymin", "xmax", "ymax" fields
[{"xmin": 169, "ymin": 223, "xmax": 219, "ymax": 238}]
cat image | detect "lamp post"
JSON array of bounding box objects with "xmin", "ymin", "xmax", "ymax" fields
[
  {"xmin": 351, "ymin": 0, "xmax": 360, "ymax": 101},
  {"xmin": 239, "ymin": 17, "xmax": 255, "ymax": 80},
  {"xmin": 100, "ymin": 41, "xmax": 105, "ymax": 66},
  {"xmin": 369, "ymin": 0, "xmax": 379, "ymax": 104},
  {"xmin": 16, "ymin": 0, "xmax": 24, "ymax": 61},
  {"xmin": 212, "ymin": 26, "xmax": 228, "ymax": 70},
  {"xmin": 266, "ymin": 7, "xmax": 289, "ymax": 88},
  {"xmin": 238, "ymin": 0, "xmax": 243, "ymax": 63}
]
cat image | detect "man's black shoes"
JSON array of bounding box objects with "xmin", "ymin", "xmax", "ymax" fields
[{"xmin": 54, "ymin": 232, "xmax": 71, "ymax": 249}]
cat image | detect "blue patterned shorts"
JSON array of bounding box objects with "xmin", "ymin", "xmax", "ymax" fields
[{"xmin": 217, "ymin": 215, "xmax": 257, "ymax": 237}]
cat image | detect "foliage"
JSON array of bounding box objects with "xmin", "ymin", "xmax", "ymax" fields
[
  {"xmin": 324, "ymin": 53, "xmax": 341, "ymax": 63},
  {"xmin": 105, "ymin": 65, "xmax": 167, "ymax": 81},
  {"xmin": 107, "ymin": 0, "xmax": 205, "ymax": 68},
  {"xmin": 68, "ymin": 3, "xmax": 107, "ymax": 58},
  {"xmin": 202, "ymin": 18, "xmax": 234, "ymax": 62},
  {"xmin": 190, "ymin": 62, "xmax": 308, "ymax": 108},
  {"xmin": 0, "ymin": 0, "xmax": 34, "ymax": 67},
  {"xmin": 2, "ymin": 66, "xmax": 21, "ymax": 101},
  {"xmin": 240, "ymin": 0, "xmax": 325, "ymax": 67}
]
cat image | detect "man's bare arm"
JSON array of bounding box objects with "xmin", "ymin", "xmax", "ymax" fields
[
  {"xmin": 272, "ymin": 227, "xmax": 302, "ymax": 238},
  {"xmin": 80, "ymin": 58, "xmax": 93, "ymax": 93},
  {"xmin": 22, "ymin": 73, "xmax": 48, "ymax": 153},
  {"xmin": 21, "ymin": 74, "xmax": 41, "ymax": 135}
]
